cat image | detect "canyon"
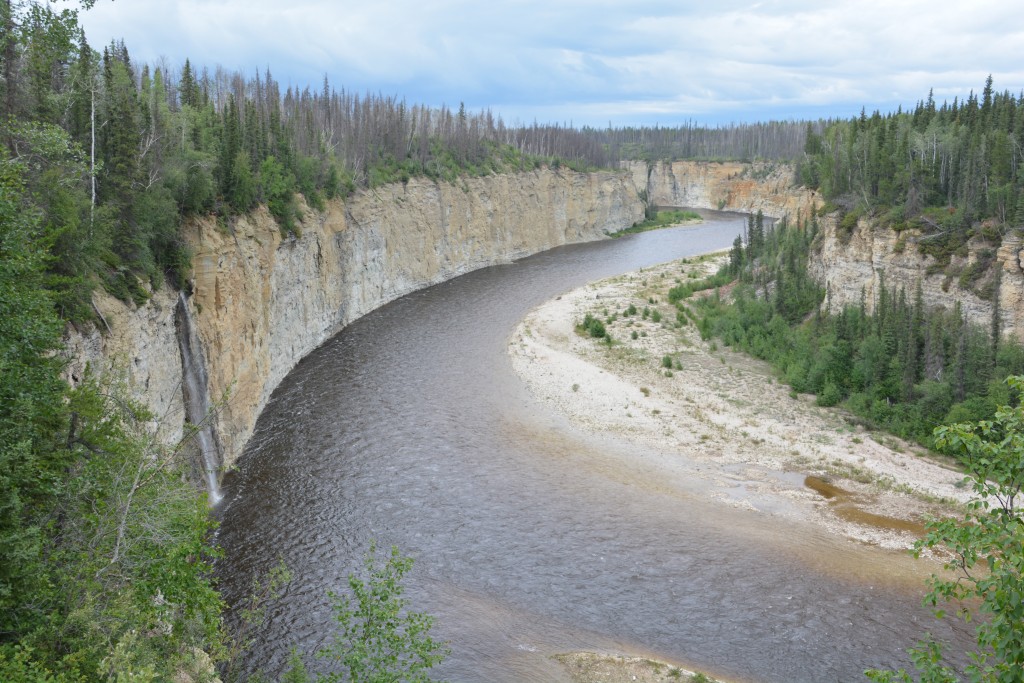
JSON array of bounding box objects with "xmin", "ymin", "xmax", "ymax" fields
[
  {"xmin": 61, "ymin": 160, "xmax": 1023, "ymax": 497},
  {"xmin": 63, "ymin": 168, "xmax": 642, "ymax": 490}
]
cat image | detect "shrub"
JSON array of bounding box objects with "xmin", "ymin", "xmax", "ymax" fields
[
  {"xmin": 816, "ymin": 382, "xmax": 842, "ymax": 407},
  {"xmin": 580, "ymin": 313, "xmax": 606, "ymax": 338},
  {"xmin": 316, "ymin": 543, "xmax": 449, "ymax": 683}
]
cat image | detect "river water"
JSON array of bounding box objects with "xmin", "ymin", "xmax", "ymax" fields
[{"xmin": 216, "ymin": 211, "xmax": 969, "ymax": 682}]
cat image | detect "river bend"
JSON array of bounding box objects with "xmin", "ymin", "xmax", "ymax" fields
[{"xmin": 216, "ymin": 212, "xmax": 968, "ymax": 682}]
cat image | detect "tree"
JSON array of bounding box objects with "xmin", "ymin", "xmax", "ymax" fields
[
  {"xmin": 314, "ymin": 543, "xmax": 449, "ymax": 683},
  {"xmin": 866, "ymin": 376, "xmax": 1024, "ymax": 682},
  {"xmin": 0, "ymin": 153, "xmax": 68, "ymax": 635},
  {"xmin": 728, "ymin": 235, "xmax": 744, "ymax": 276}
]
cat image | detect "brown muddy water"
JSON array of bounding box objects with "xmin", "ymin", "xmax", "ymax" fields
[
  {"xmin": 215, "ymin": 212, "xmax": 970, "ymax": 682},
  {"xmin": 804, "ymin": 476, "xmax": 929, "ymax": 537}
]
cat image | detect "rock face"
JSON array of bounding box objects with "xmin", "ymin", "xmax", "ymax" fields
[
  {"xmin": 78, "ymin": 158, "xmax": 1020, "ymax": 496},
  {"xmin": 63, "ymin": 288, "xmax": 187, "ymax": 447},
  {"xmin": 64, "ymin": 168, "xmax": 643, "ymax": 476},
  {"xmin": 809, "ymin": 217, "xmax": 1024, "ymax": 341},
  {"xmin": 625, "ymin": 160, "xmax": 819, "ymax": 221},
  {"xmin": 625, "ymin": 159, "xmax": 1024, "ymax": 342}
]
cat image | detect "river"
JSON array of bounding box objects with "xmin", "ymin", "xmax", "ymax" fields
[{"xmin": 216, "ymin": 211, "xmax": 969, "ymax": 682}]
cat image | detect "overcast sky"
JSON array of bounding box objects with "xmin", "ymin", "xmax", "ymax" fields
[{"xmin": 77, "ymin": 0, "xmax": 1024, "ymax": 127}]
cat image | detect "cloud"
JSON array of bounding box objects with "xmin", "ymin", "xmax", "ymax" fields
[{"xmin": 77, "ymin": 0, "xmax": 1024, "ymax": 125}]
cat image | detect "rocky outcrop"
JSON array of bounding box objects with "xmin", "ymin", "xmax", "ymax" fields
[
  {"xmin": 64, "ymin": 168, "xmax": 643, "ymax": 478},
  {"xmin": 808, "ymin": 217, "xmax": 1024, "ymax": 341},
  {"xmin": 625, "ymin": 160, "xmax": 819, "ymax": 221}
]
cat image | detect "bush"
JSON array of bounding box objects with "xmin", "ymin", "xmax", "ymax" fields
[
  {"xmin": 314, "ymin": 543, "xmax": 449, "ymax": 683},
  {"xmin": 867, "ymin": 380, "xmax": 1024, "ymax": 681},
  {"xmin": 837, "ymin": 208, "xmax": 861, "ymax": 238},
  {"xmin": 260, "ymin": 156, "xmax": 299, "ymax": 234},
  {"xmin": 816, "ymin": 382, "xmax": 842, "ymax": 407},
  {"xmin": 581, "ymin": 313, "xmax": 606, "ymax": 338}
]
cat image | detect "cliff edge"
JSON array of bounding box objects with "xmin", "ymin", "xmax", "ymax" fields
[{"xmin": 63, "ymin": 168, "xmax": 643, "ymax": 480}]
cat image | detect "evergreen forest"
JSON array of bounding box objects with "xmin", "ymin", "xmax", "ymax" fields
[{"xmin": 696, "ymin": 212, "xmax": 1024, "ymax": 446}]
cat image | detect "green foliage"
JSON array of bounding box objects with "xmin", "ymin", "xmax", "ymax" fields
[
  {"xmin": 165, "ymin": 149, "xmax": 216, "ymax": 215},
  {"xmin": 34, "ymin": 373, "xmax": 222, "ymax": 680},
  {"xmin": 667, "ymin": 270, "xmax": 733, "ymax": 304},
  {"xmin": 580, "ymin": 313, "xmax": 607, "ymax": 339},
  {"xmin": 696, "ymin": 214, "xmax": 1023, "ymax": 448},
  {"xmin": 281, "ymin": 648, "xmax": 310, "ymax": 683},
  {"xmin": 866, "ymin": 378, "xmax": 1024, "ymax": 681},
  {"xmin": 0, "ymin": 155, "xmax": 68, "ymax": 632},
  {"xmin": 838, "ymin": 207, "xmax": 862, "ymax": 239},
  {"xmin": 807, "ymin": 78, "xmax": 1024, "ymax": 257},
  {"xmin": 316, "ymin": 543, "xmax": 449, "ymax": 683},
  {"xmin": 816, "ymin": 382, "xmax": 842, "ymax": 407},
  {"xmin": 261, "ymin": 156, "xmax": 300, "ymax": 235},
  {"xmin": 0, "ymin": 645, "xmax": 78, "ymax": 683},
  {"xmin": 612, "ymin": 209, "xmax": 702, "ymax": 237}
]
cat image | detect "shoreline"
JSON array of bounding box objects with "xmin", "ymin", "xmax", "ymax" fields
[{"xmin": 508, "ymin": 251, "xmax": 971, "ymax": 552}]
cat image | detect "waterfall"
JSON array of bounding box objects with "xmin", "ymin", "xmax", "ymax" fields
[{"xmin": 174, "ymin": 293, "xmax": 223, "ymax": 505}]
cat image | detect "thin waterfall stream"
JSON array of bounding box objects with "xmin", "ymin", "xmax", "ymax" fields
[
  {"xmin": 175, "ymin": 293, "xmax": 224, "ymax": 506},
  {"xmin": 215, "ymin": 213, "xmax": 970, "ymax": 682}
]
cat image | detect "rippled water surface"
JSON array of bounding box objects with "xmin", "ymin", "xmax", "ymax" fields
[{"xmin": 217, "ymin": 212, "xmax": 969, "ymax": 682}]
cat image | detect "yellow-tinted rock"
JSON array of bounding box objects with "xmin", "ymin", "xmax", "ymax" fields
[{"xmin": 65, "ymin": 169, "xmax": 643, "ymax": 469}]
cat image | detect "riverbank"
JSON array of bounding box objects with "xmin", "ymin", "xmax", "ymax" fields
[{"xmin": 508, "ymin": 251, "xmax": 971, "ymax": 551}]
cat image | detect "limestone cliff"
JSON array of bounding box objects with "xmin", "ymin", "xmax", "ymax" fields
[
  {"xmin": 64, "ymin": 168, "xmax": 643, "ymax": 478},
  {"xmin": 625, "ymin": 160, "xmax": 818, "ymax": 221},
  {"xmin": 809, "ymin": 217, "xmax": 1024, "ymax": 341},
  {"xmin": 625, "ymin": 159, "xmax": 1024, "ymax": 342}
]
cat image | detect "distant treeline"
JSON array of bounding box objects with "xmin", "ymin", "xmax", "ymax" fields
[
  {"xmin": 588, "ymin": 120, "xmax": 826, "ymax": 162},
  {"xmin": 0, "ymin": 5, "xmax": 617, "ymax": 320},
  {"xmin": 799, "ymin": 76, "xmax": 1024, "ymax": 262},
  {"xmin": 0, "ymin": 1, "xmax": 831, "ymax": 322}
]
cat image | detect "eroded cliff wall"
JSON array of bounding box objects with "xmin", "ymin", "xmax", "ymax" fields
[
  {"xmin": 64, "ymin": 168, "xmax": 643, "ymax": 473},
  {"xmin": 626, "ymin": 160, "xmax": 818, "ymax": 221},
  {"xmin": 809, "ymin": 218, "xmax": 1024, "ymax": 341}
]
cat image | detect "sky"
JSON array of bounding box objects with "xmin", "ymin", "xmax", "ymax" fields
[{"xmin": 77, "ymin": 0, "xmax": 1024, "ymax": 127}]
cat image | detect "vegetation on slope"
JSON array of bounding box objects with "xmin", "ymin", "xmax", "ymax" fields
[
  {"xmin": 1, "ymin": 139, "xmax": 222, "ymax": 680},
  {"xmin": 610, "ymin": 208, "xmax": 702, "ymax": 237},
  {"xmin": 799, "ymin": 76, "xmax": 1024, "ymax": 265},
  {"xmin": 1, "ymin": 0, "xmax": 618, "ymax": 325},
  {"xmin": 688, "ymin": 212, "xmax": 1024, "ymax": 447}
]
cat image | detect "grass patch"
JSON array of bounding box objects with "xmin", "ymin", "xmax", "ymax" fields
[{"xmin": 610, "ymin": 209, "xmax": 702, "ymax": 237}]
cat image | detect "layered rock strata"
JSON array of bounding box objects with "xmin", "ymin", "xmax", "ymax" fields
[
  {"xmin": 809, "ymin": 217, "xmax": 1024, "ymax": 341},
  {"xmin": 626, "ymin": 160, "xmax": 819, "ymax": 222},
  {"xmin": 64, "ymin": 169, "xmax": 643, "ymax": 477}
]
